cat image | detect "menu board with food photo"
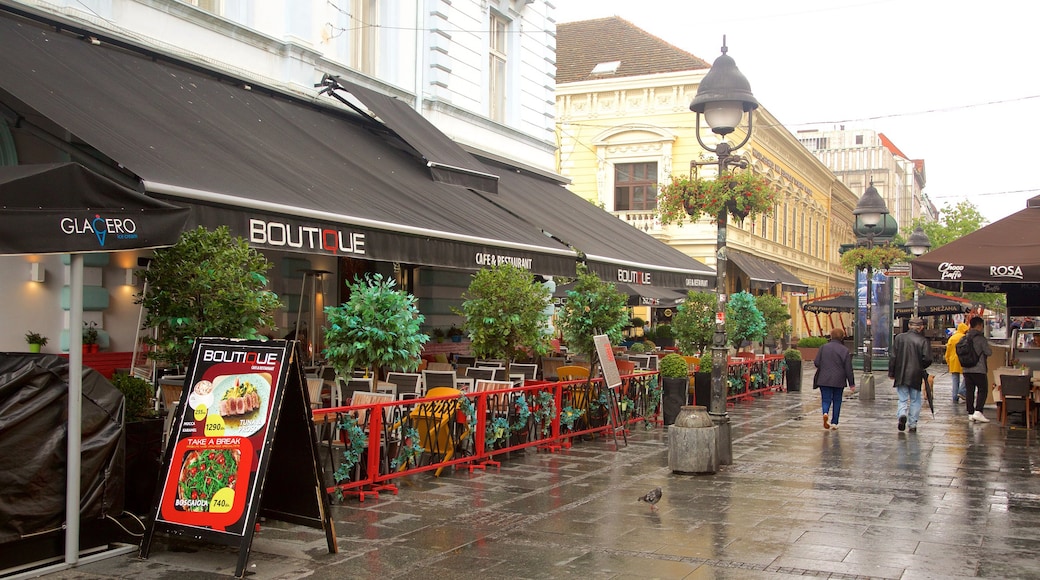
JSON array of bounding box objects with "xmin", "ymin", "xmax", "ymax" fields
[{"xmin": 156, "ymin": 339, "xmax": 285, "ymax": 534}]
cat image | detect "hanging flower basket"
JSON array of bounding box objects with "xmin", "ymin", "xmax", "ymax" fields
[
  {"xmin": 657, "ymin": 170, "xmax": 779, "ymax": 225},
  {"xmin": 839, "ymin": 246, "xmax": 909, "ymax": 274}
]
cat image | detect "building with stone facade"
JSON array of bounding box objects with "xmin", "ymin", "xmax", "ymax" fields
[{"xmin": 556, "ymin": 17, "xmax": 860, "ymax": 339}]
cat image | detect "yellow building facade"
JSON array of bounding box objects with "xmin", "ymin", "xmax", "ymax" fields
[{"xmin": 556, "ymin": 21, "xmax": 858, "ymax": 340}]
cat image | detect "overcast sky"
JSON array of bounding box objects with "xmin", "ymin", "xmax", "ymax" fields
[{"xmin": 553, "ymin": 0, "xmax": 1040, "ymax": 225}]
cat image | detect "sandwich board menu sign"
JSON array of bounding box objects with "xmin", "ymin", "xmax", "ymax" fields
[{"xmin": 140, "ymin": 338, "xmax": 335, "ymax": 577}]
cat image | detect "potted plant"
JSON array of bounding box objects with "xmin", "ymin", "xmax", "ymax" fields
[
  {"xmin": 796, "ymin": 336, "xmax": 827, "ymax": 364},
  {"xmin": 324, "ymin": 273, "xmax": 428, "ymax": 380},
  {"xmin": 110, "ymin": 372, "xmax": 163, "ymax": 514},
  {"xmin": 139, "ymin": 226, "xmax": 282, "ymax": 369},
  {"xmin": 457, "ymin": 263, "xmax": 551, "ymax": 364},
  {"xmin": 673, "ymin": 291, "xmax": 715, "ymax": 355},
  {"xmin": 447, "ymin": 325, "xmax": 465, "ymax": 343},
  {"xmin": 656, "ymin": 169, "xmax": 779, "ymax": 225},
  {"xmin": 555, "ymin": 264, "xmax": 627, "ymax": 379},
  {"xmin": 659, "ymin": 353, "xmax": 689, "ymax": 425},
  {"xmin": 24, "ymin": 331, "xmax": 48, "ymax": 353},
  {"xmin": 783, "ymin": 348, "xmax": 803, "ymax": 392},
  {"xmin": 82, "ymin": 321, "xmax": 99, "ymax": 353},
  {"xmin": 694, "ymin": 353, "xmax": 713, "ymax": 408}
]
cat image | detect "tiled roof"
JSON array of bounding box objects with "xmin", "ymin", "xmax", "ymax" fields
[{"xmin": 556, "ymin": 17, "xmax": 710, "ymax": 84}]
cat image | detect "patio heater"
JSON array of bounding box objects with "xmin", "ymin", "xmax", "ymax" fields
[
  {"xmin": 852, "ymin": 183, "xmax": 889, "ymax": 401},
  {"xmin": 688, "ymin": 37, "xmax": 759, "ymax": 465}
]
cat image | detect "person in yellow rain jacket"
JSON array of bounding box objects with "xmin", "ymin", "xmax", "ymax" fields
[{"xmin": 945, "ymin": 322, "xmax": 969, "ymax": 404}]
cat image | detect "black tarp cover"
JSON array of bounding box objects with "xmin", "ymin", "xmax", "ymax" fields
[{"xmin": 0, "ymin": 354, "xmax": 124, "ymax": 544}]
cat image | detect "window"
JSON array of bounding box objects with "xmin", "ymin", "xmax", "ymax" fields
[
  {"xmin": 613, "ymin": 163, "xmax": 658, "ymax": 211},
  {"xmin": 489, "ymin": 13, "xmax": 508, "ymax": 122},
  {"xmin": 351, "ymin": 0, "xmax": 379, "ymax": 75},
  {"xmin": 188, "ymin": 0, "xmax": 222, "ymax": 14}
]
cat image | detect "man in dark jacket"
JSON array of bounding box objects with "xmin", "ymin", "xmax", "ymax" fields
[
  {"xmin": 888, "ymin": 317, "xmax": 932, "ymax": 432},
  {"xmin": 962, "ymin": 316, "xmax": 993, "ymax": 423}
]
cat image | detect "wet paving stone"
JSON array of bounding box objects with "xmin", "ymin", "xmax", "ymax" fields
[{"xmin": 32, "ymin": 368, "xmax": 1040, "ymax": 579}]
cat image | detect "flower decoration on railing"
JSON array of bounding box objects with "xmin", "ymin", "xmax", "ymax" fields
[
  {"xmin": 391, "ymin": 426, "xmax": 423, "ymax": 471},
  {"xmin": 511, "ymin": 394, "xmax": 531, "ymax": 434},
  {"xmin": 485, "ymin": 416, "xmax": 510, "ymax": 450},
  {"xmin": 641, "ymin": 375, "xmax": 662, "ymax": 430},
  {"xmin": 559, "ymin": 406, "xmax": 585, "ymax": 431},
  {"xmin": 839, "ymin": 246, "xmax": 909, "ymax": 274},
  {"xmin": 657, "ymin": 170, "xmax": 779, "ymax": 226},
  {"xmin": 334, "ymin": 414, "xmax": 368, "ymax": 487},
  {"xmin": 533, "ymin": 391, "xmax": 556, "ymax": 436}
]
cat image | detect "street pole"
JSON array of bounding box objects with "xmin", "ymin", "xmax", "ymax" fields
[{"xmin": 710, "ymin": 149, "xmax": 731, "ymax": 465}]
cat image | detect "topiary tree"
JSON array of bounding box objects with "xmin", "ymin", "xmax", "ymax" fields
[
  {"xmin": 139, "ymin": 226, "xmax": 282, "ymax": 368},
  {"xmin": 726, "ymin": 291, "xmax": 766, "ymax": 349},
  {"xmin": 323, "ymin": 273, "xmax": 428, "ymax": 379},
  {"xmin": 754, "ymin": 294, "xmax": 792, "ymax": 353},
  {"xmin": 555, "ymin": 264, "xmax": 628, "ymax": 363},
  {"xmin": 456, "ymin": 263, "xmax": 551, "ymax": 361},
  {"xmin": 672, "ymin": 291, "xmax": 715, "ymax": 355}
]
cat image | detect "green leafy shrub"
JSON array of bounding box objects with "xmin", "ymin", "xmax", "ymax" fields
[
  {"xmin": 324, "ymin": 273, "xmax": 428, "ymax": 378},
  {"xmin": 456, "ymin": 263, "xmax": 550, "ymax": 360},
  {"xmin": 659, "ymin": 353, "xmax": 689, "ymax": 378},
  {"xmin": 111, "ymin": 373, "xmax": 156, "ymax": 421},
  {"xmin": 796, "ymin": 336, "xmax": 828, "ymax": 348}
]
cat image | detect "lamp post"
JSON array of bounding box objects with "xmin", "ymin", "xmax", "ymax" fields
[
  {"xmin": 905, "ymin": 226, "xmax": 932, "ymax": 318},
  {"xmin": 852, "ymin": 183, "xmax": 889, "ymax": 402},
  {"xmin": 688, "ymin": 38, "xmax": 758, "ymax": 465}
]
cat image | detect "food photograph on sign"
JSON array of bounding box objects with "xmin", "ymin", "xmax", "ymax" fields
[{"xmin": 158, "ymin": 342, "xmax": 284, "ymax": 533}]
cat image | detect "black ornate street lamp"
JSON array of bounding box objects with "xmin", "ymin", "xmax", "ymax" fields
[
  {"xmin": 905, "ymin": 226, "xmax": 932, "ymax": 318},
  {"xmin": 688, "ymin": 37, "xmax": 758, "ymax": 465},
  {"xmin": 852, "ymin": 183, "xmax": 889, "ymax": 401}
]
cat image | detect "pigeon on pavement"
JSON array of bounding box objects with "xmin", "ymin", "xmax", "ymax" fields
[{"xmin": 638, "ymin": 487, "xmax": 662, "ymax": 510}]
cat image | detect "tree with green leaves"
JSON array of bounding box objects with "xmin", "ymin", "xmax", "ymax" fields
[
  {"xmin": 555, "ymin": 264, "xmax": 628, "ymax": 363},
  {"xmin": 139, "ymin": 226, "xmax": 282, "ymax": 368},
  {"xmin": 456, "ymin": 264, "xmax": 551, "ymax": 361},
  {"xmin": 672, "ymin": 291, "xmax": 716, "ymax": 355},
  {"xmin": 726, "ymin": 291, "xmax": 766, "ymax": 349},
  {"xmin": 754, "ymin": 294, "xmax": 792, "ymax": 352},
  {"xmin": 323, "ymin": 273, "xmax": 428, "ymax": 379}
]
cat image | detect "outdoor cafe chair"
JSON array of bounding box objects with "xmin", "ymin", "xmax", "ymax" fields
[
  {"xmin": 556, "ymin": 365, "xmax": 590, "ymax": 381},
  {"xmin": 385, "ymin": 372, "xmax": 423, "ymax": 400},
  {"xmin": 422, "ymin": 369, "xmax": 459, "ymax": 391},
  {"xmin": 510, "ymin": 363, "xmax": 538, "ymax": 381},
  {"xmin": 465, "ymin": 367, "xmax": 496, "ymax": 381},
  {"xmin": 1000, "ymin": 375, "xmax": 1035, "ymax": 428}
]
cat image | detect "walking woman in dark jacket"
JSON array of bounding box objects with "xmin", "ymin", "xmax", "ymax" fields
[{"xmin": 814, "ymin": 328, "xmax": 855, "ymax": 430}]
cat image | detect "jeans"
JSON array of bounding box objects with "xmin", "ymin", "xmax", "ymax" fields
[
  {"xmin": 896, "ymin": 385, "xmax": 922, "ymax": 428},
  {"xmin": 963, "ymin": 372, "xmax": 988, "ymax": 415},
  {"xmin": 820, "ymin": 386, "xmax": 844, "ymax": 425},
  {"xmin": 951, "ymin": 372, "xmax": 964, "ymax": 402}
]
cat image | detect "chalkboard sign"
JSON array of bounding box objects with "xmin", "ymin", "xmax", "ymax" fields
[{"xmin": 140, "ymin": 338, "xmax": 335, "ymax": 577}]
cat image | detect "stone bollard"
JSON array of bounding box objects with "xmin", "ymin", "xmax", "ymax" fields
[{"xmin": 668, "ymin": 405, "xmax": 719, "ymax": 474}]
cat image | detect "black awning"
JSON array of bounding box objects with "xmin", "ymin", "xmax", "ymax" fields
[
  {"xmin": 0, "ymin": 163, "xmax": 189, "ymax": 255},
  {"xmin": 0, "ymin": 12, "xmax": 575, "ymax": 276},
  {"xmin": 474, "ymin": 159, "xmax": 716, "ymax": 290},
  {"xmin": 318, "ymin": 77, "xmax": 500, "ymax": 194},
  {"xmin": 727, "ymin": 250, "xmax": 809, "ymax": 293}
]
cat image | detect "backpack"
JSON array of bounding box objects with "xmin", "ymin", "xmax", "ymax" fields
[{"xmin": 955, "ymin": 333, "xmax": 980, "ymax": 368}]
